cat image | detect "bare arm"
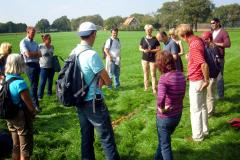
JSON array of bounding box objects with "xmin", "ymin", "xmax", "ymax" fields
[
  {"xmin": 150, "ymin": 46, "xmax": 161, "ymax": 53},
  {"xmin": 104, "ymin": 48, "xmax": 112, "ymax": 60},
  {"xmin": 139, "ymin": 45, "xmax": 150, "ymax": 53},
  {"xmin": 178, "ymin": 41, "xmax": 184, "ymax": 56},
  {"xmin": 20, "ymin": 90, "xmax": 37, "ymax": 117},
  {"xmin": 98, "ymin": 69, "xmax": 112, "ymax": 87},
  {"xmin": 200, "ymin": 62, "xmax": 210, "ymax": 91},
  {"xmin": 24, "ymin": 51, "xmax": 42, "ymax": 58}
]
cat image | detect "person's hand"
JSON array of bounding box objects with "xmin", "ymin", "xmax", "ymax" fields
[
  {"xmin": 143, "ymin": 49, "xmax": 150, "ymax": 53},
  {"xmin": 158, "ymin": 106, "xmax": 172, "ymax": 113},
  {"xmin": 185, "ymin": 53, "xmax": 189, "ymax": 60},
  {"xmin": 199, "ymin": 80, "xmax": 209, "ymax": 91}
]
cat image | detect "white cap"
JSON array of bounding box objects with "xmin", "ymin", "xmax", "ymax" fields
[{"xmin": 78, "ymin": 22, "xmax": 97, "ymax": 37}]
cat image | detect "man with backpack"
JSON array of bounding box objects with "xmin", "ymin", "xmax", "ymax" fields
[
  {"xmin": 104, "ymin": 27, "xmax": 121, "ymax": 89},
  {"xmin": 177, "ymin": 24, "xmax": 210, "ymax": 142},
  {"xmin": 72, "ymin": 22, "xmax": 120, "ymax": 160},
  {"xmin": 201, "ymin": 31, "xmax": 221, "ymax": 117}
]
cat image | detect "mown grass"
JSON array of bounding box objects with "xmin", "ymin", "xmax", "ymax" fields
[{"xmin": 0, "ymin": 30, "xmax": 240, "ymax": 160}]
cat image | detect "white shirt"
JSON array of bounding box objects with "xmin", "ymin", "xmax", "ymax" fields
[
  {"xmin": 213, "ymin": 28, "xmax": 221, "ymax": 40},
  {"xmin": 104, "ymin": 38, "xmax": 121, "ymax": 60}
]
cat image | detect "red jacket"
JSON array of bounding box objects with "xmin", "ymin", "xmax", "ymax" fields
[{"xmin": 213, "ymin": 28, "xmax": 231, "ymax": 58}]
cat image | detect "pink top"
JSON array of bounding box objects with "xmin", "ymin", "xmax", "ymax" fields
[{"xmin": 157, "ymin": 71, "xmax": 186, "ymax": 118}]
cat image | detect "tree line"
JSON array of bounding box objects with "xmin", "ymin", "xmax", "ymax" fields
[{"xmin": 0, "ymin": 0, "xmax": 239, "ymax": 33}]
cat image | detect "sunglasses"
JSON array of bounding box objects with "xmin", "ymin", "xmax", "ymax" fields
[{"xmin": 210, "ymin": 21, "xmax": 216, "ymax": 24}]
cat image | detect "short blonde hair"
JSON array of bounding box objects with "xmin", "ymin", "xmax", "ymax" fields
[
  {"xmin": 5, "ymin": 54, "xmax": 25, "ymax": 74},
  {"xmin": 0, "ymin": 42, "xmax": 12, "ymax": 57},
  {"xmin": 176, "ymin": 24, "xmax": 193, "ymax": 38},
  {"xmin": 168, "ymin": 28, "xmax": 176, "ymax": 36},
  {"xmin": 144, "ymin": 24, "xmax": 153, "ymax": 30}
]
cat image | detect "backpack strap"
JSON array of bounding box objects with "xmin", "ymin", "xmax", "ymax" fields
[
  {"xmin": 2, "ymin": 77, "xmax": 20, "ymax": 85},
  {"xmin": 144, "ymin": 37, "xmax": 151, "ymax": 48},
  {"xmin": 74, "ymin": 49, "xmax": 97, "ymax": 98}
]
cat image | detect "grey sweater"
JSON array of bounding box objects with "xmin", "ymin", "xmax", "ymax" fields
[{"xmin": 39, "ymin": 43, "xmax": 54, "ymax": 68}]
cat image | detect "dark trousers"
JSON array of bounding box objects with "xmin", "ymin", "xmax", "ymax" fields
[
  {"xmin": 217, "ymin": 58, "xmax": 224, "ymax": 98},
  {"xmin": 25, "ymin": 62, "xmax": 40, "ymax": 107},
  {"xmin": 154, "ymin": 115, "xmax": 181, "ymax": 160},
  {"xmin": 38, "ymin": 68, "xmax": 55, "ymax": 99},
  {"xmin": 77, "ymin": 99, "xmax": 120, "ymax": 160}
]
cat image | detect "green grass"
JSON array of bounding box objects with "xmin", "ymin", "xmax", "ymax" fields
[{"xmin": 1, "ymin": 30, "xmax": 240, "ymax": 160}]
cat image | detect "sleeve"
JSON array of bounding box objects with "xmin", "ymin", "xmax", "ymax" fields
[
  {"xmin": 157, "ymin": 76, "xmax": 166, "ymax": 109},
  {"xmin": 16, "ymin": 80, "xmax": 28, "ymax": 94},
  {"xmin": 223, "ymin": 31, "xmax": 231, "ymax": 48},
  {"xmin": 104, "ymin": 39, "xmax": 111, "ymax": 49},
  {"xmin": 89, "ymin": 52, "xmax": 104, "ymax": 74},
  {"xmin": 39, "ymin": 45, "xmax": 49, "ymax": 56},
  {"xmin": 19, "ymin": 40, "xmax": 28, "ymax": 55},
  {"xmin": 190, "ymin": 40, "xmax": 205, "ymax": 64},
  {"xmin": 171, "ymin": 42, "xmax": 179, "ymax": 55},
  {"xmin": 155, "ymin": 39, "xmax": 160, "ymax": 47}
]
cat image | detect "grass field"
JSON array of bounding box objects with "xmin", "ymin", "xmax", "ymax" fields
[{"xmin": 0, "ymin": 30, "xmax": 240, "ymax": 160}]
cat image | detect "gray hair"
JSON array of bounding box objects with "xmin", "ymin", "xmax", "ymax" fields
[
  {"xmin": 5, "ymin": 54, "xmax": 25, "ymax": 74},
  {"xmin": 144, "ymin": 24, "xmax": 153, "ymax": 30}
]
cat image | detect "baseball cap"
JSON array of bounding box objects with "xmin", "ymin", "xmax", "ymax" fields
[
  {"xmin": 201, "ymin": 31, "xmax": 212, "ymax": 40},
  {"xmin": 78, "ymin": 22, "xmax": 97, "ymax": 37}
]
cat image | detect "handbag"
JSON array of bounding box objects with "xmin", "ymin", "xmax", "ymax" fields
[{"xmin": 52, "ymin": 55, "xmax": 61, "ymax": 72}]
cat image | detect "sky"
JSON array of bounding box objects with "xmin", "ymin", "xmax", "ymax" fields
[{"xmin": 0, "ymin": 0, "xmax": 239, "ymax": 26}]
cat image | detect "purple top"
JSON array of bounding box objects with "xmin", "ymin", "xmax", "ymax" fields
[{"xmin": 157, "ymin": 71, "xmax": 186, "ymax": 118}]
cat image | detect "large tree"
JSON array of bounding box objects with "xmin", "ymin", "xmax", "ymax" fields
[
  {"xmin": 104, "ymin": 16, "xmax": 123, "ymax": 30},
  {"xmin": 35, "ymin": 19, "xmax": 50, "ymax": 33},
  {"xmin": 156, "ymin": 1, "xmax": 180, "ymax": 29},
  {"xmin": 52, "ymin": 16, "xmax": 71, "ymax": 32},
  {"xmin": 179, "ymin": 0, "xmax": 214, "ymax": 31},
  {"xmin": 213, "ymin": 4, "xmax": 240, "ymax": 27},
  {"xmin": 0, "ymin": 22, "xmax": 27, "ymax": 33},
  {"xmin": 130, "ymin": 13, "xmax": 158, "ymax": 29},
  {"xmin": 71, "ymin": 14, "xmax": 103, "ymax": 31}
]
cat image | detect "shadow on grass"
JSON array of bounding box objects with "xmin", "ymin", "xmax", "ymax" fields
[{"xmin": 174, "ymin": 142, "xmax": 240, "ymax": 160}]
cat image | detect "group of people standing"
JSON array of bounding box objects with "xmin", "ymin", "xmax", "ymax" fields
[
  {"xmin": 138, "ymin": 18, "xmax": 230, "ymax": 160},
  {"xmin": 0, "ymin": 27, "xmax": 56, "ymax": 159},
  {"xmin": 0, "ymin": 17, "xmax": 230, "ymax": 160}
]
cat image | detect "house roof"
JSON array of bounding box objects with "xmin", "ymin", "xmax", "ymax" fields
[{"xmin": 123, "ymin": 17, "xmax": 137, "ymax": 26}]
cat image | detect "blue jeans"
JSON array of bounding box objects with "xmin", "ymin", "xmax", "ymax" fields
[
  {"xmin": 109, "ymin": 61, "xmax": 120, "ymax": 88},
  {"xmin": 77, "ymin": 98, "xmax": 120, "ymax": 160},
  {"xmin": 217, "ymin": 58, "xmax": 224, "ymax": 98},
  {"xmin": 154, "ymin": 115, "xmax": 181, "ymax": 160},
  {"xmin": 25, "ymin": 62, "xmax": 40, "ymax": 107},
  {"xmin": 38, "ymin": 68, "xmax": 55, "ymax": 99}
]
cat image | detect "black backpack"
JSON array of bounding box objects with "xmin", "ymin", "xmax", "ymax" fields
[
  {"xmin": 0, "ymin": 77, "xmax": 20, "ymax": 119},
  {"xmin": 56, "ymin": 49, "xmax": 97, "ymax": 107},
  {"xmin": 203, "ymin": 43, "xmax": 221, "ymax": 78},
  {"xmin": 102, "ymin": 38, "xmax": 119, "ymax": 59}
]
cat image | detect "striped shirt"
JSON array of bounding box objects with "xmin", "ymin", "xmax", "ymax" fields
[
  {"xmin": 188, "ymin": 36, "xmax": 205, "ymax": 81},
  {"xmin": 157, "ymin": 71, "xmax": 186, "ymax": 118}
]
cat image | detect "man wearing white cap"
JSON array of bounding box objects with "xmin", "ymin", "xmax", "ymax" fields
[{"xmin": 71, "ymin": 21, "xmax": 120, "ymax": 160}]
